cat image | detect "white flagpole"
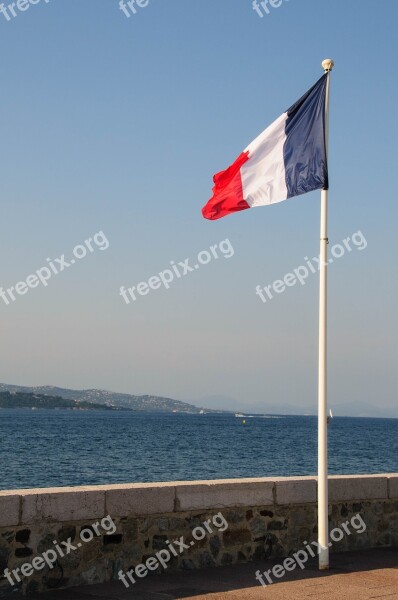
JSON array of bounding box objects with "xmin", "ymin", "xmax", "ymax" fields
[{"xmin": 318, "ymin": 58, "xmax": 334, "ymax": 570}]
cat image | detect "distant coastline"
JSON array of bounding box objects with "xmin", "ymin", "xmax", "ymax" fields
[
  {"xmin": 0, "ymin": 383, "xmax": 396, "ymax": 418},
  {"xmin": 0, "ymin": 383, "xmax": 222, "ymax": 414},
  {"xmin": 0, "ymin": 391, "xmax": 120, "ymax": 411}
]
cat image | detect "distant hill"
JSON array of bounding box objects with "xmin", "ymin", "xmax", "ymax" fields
[
  {"xmin": 0, "ymin": 385, "xmax": 394, "ymax": 418},
  {"xmin": 0, "ymin": 384, "xmax": 214, "ymax": 413},
  {"xmin": 0, "ymin": 391, "xmax": 118, "ymax": 411}
]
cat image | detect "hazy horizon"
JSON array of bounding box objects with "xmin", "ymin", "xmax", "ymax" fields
[{"xmin": 1, "ymin": 381, "xmax": 396, "ymax": 419}]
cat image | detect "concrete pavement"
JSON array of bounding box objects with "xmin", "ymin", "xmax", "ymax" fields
[{"xmin": 26, "ymin": 548, "xmax": 398, "ymax": 600}]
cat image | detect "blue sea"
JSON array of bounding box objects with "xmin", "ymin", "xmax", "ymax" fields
[{"xmin": 0, "ymin": 411, "xmax": 397, "ymax": 490}]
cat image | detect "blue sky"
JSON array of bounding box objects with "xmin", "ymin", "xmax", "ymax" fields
[{"xmin": 0, "ymin": 0, "xmax": 397, "ymax": 415}]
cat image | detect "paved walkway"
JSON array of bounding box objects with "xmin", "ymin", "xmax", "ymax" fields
[{"xmin": 29, "ymin": 548, "xmax": 398, "ymax": 600}]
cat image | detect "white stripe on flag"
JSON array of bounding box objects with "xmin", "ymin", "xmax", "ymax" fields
[{"xmin": 241, "ymin": 112, "xmax": 288, "ymax": 207}]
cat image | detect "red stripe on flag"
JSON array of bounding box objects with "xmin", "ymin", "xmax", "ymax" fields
[{"xmin": 202, "ymin": 151, "xmax": 250, "ymax": 221}]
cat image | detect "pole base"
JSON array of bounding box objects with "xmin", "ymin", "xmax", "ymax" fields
[{"xmin": 318, "ymin": 546, "xmax": 329, "ymax": 570}]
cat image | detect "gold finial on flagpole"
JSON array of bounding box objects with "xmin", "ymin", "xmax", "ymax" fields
[{"xmin": 322, "ymin": 59, "xmax": 335, "ymax": 73}]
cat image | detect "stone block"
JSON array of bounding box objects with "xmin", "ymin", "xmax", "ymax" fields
[
  {"xmin": 21, "ymin": 486, "xmax": 105, "ymax": 524},
  {"xmin": 105, "ymin": 483, "xmax": 175, "ymax": 516},
  {"xmin": 387, "ymin": 475, "xmax": 398, "ymax": 499},
  {"xmin": 176, "ymin": 478, "xmax": 274, "ymax": 511},
  {"xmin": 274, "ymin": 477, "xmax": 317, "ymax": 505},
  {"xmin": 328, "ymin": 475, "xmax": 388, "ymax": 502},
  {"xmin": 0, "ymin": 492, "xmax": 20, "ymax": 526}
]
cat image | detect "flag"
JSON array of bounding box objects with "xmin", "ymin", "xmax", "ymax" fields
[{"xmin": 202, "ymin": 74, "xmax": 329, "ymax": 221}]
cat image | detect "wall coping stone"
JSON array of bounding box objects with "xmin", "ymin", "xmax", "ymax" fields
[
  {"xmin": 328, "ymin": 475, "xmax": 390, "ymax": 502},
  {"xmin": 0, "ymin": 474, "xmax": 397, "ymax": 525}
]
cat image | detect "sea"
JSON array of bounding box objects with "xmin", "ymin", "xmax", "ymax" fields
[{"xmin": 0, "ymin": 410, "xmax": 396, "ymax": 490}]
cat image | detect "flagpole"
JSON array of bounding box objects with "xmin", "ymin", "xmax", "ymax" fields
[{"xmin": 318, "ymin": 58, "xmax": 334, "ymax": 571}]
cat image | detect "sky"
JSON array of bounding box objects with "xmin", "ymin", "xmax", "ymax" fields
[{"xmin": 0, "ymin": 0, "xmax": 397, "ymax": 416}]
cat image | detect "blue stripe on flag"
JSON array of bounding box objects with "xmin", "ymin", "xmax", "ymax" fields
[{"xmin": 284, "ymin": 74, "xmax": 329, "ymax": 199}]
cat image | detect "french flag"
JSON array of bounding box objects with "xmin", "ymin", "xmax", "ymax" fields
[{"xmin": 202, "ymin": 75, "xmax": 329, "ymax": 221}]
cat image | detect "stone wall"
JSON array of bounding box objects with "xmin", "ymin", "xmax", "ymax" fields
[{"xmin": 0, "ymin": 474, "xmax": 397, "ymax": 596}]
